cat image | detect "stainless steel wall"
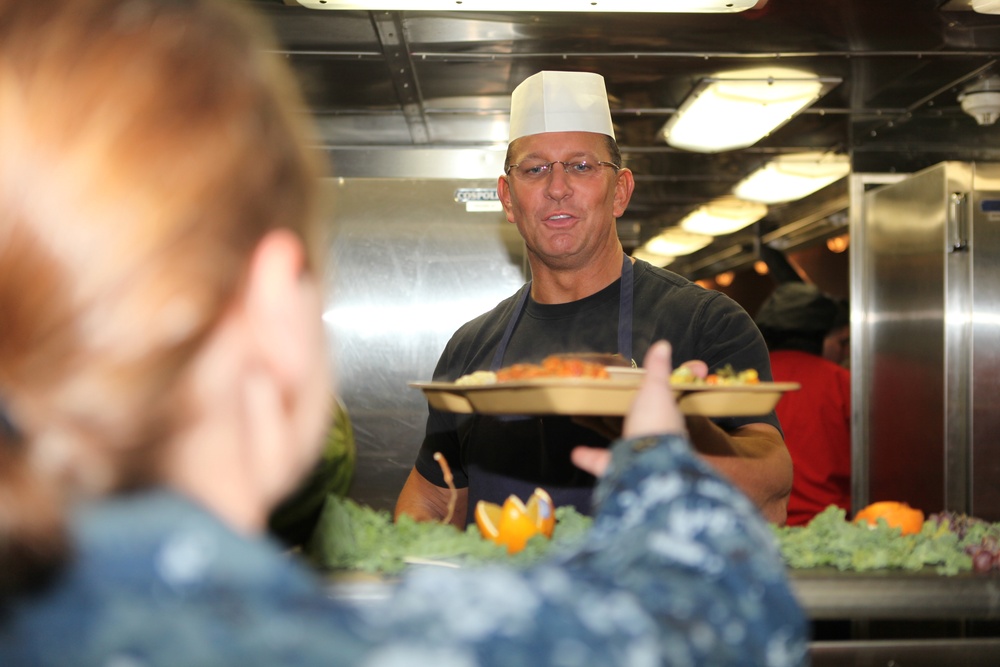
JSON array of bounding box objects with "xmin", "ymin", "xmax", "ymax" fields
[
  {"xmin": 967, "ymin": 165, "xmax": 1000, "ymax": 521},
  {"xmin": 320, "ymin": 178, "xmax": 527, "ymax": 512}
]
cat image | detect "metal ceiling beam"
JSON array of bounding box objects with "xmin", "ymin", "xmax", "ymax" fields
[
  {"xmin": 406, "ymin": 49, "xmax": 1000, "ymax": 60},
  {"xmin": 368, "ymin": 11, "xmax": 431, "ymax": 144},
  {"xmin": 271, "ymin": 47, "xmax": 1000, "ymax": 61}
]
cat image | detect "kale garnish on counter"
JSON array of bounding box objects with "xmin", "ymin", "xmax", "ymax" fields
[
  {"xmin": 307, "ymin": 495, "xmax": 593, "ymax": 575},
  {"xmin": 773, "ymin": 506, "xmax": 987, "ymax": 575},
  {"xmin": 307, "ymin": 496, "xmax": 1000, "ymax": 576}
]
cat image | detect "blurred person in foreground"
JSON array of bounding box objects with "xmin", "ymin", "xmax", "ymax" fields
[
  {"xmin": 756, "ymin": 282, "xmax": 852, "ymax": 527},
  {"xmin": 0, "ymin": 1, "xmax": 810, "ymax": 665},
  {"xmin": 396, "ymin": 70, "xmax": 792, "ymax": 528}
]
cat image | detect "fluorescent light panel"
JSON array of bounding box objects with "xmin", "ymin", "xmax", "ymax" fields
[
  {"xmin": 294, "ymin": 0, "xmax": 759, "ymax": 11},
  {"xmin": 679, "ymin": 197, "xmax": 767, "ymax": 236},
  {"xmin": 733, "ymin": 152, "xmax": 850, "ymax": 204},
  {"xmin": 972, "ymin": 0, "xmax": 1000, "ymax": 14},
  {"xmin": 643, "ymin": 228, "xmax": 713, "ymax": 257},
  {"xmin": 632, "ymin": 249, "xmax": 675, "ymax": 267},
  {"xmin": 661, "ymin": 67, "xmax": 839, "ymax": 153}
]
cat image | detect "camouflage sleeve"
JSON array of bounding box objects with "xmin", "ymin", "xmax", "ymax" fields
[{"xmin": 357, "ymin": 433, "xmax": 809, "ymax": 667}]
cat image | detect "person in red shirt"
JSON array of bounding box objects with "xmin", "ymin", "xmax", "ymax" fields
[
  {"xmin": 755, "ymin": 283, "xmax": 851, "ymax": 526},
  {"xmin": 822, "ymin": 300, "xmax": 851, "ymax": 367}
]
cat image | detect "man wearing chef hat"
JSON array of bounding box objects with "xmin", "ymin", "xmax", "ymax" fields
[{"xmin": 396, "ymin": 71, "xmax": 792, "ymax": 527}]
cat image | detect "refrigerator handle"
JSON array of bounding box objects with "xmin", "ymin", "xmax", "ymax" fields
[{"xmin": 948, "ymin": 191, "xmax": 969, "ymax": 252}]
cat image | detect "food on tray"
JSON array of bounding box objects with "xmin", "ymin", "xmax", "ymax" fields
[
  {"xmin": 453, "ymin": 357, "xmax": 764, "ymax": 388},
  {"xmin": 475, "ymin": 488, "xmax": 556, "ymax": 554},
  {"xmin": 453, "ymin": 355, "xmax": 611, "ymax": 385},
  {"xmin": 854, "ymin": 501, "xmax": 925, "ymax": 535},
  {"xmin": 454, "ymin": 370, "xmax": 498, "ymax": 386},
  {"xmin": 670, "ymin": 363, "xmax": 760, "ymax": 385},
  {"xmin": 496, "ymin": 355, "xmax": 610, "ymax": 382}
]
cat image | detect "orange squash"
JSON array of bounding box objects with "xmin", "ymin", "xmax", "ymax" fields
[{"xmin": 854, "ymin": 501, "xmax": 925, "ymax": 535}]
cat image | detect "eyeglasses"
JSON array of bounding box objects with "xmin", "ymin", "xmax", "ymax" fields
[{"xmin": 505, "ymin": 160, "xmax": 620, "ymax": 182}]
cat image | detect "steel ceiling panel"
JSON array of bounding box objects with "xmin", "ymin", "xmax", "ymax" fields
[{"xmin": 252, "ymin": 0, "xmax": 1000, "ymax": 278}]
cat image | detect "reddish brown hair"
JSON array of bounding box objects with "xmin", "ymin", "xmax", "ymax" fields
[{"xmin": 0, "ymin": 0, "xmax": 324, "ymax": 595}]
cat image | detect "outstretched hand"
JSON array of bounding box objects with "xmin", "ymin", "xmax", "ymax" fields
[
  {"xmin": 621, "ymin": 340, "xmax": 687, "ymax": 439},
  {"xmin": 571, "ymin": 340, "xmax": 688, "ymax": 477}
]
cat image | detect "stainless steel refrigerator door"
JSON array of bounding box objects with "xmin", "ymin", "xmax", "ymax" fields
[
  {"xmin": 858, "ymin": 163, "xmax": 971, "ymax": 514},
  {"xmin": 856, "ymin": 162, "xmax": 1000, "ymax": 520}
]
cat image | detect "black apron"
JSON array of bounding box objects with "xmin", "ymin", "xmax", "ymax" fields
[{"xmin": 462, "ymin": 255, "xmax": 635, "ymax": 520}]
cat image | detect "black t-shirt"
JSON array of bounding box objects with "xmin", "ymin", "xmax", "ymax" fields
[{"xmin": 415, "ymin": 259, "xmax": 779, "ymax": 520}]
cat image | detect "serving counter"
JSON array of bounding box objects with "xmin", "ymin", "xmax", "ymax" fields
[
  {"xmin": 327, "ymin": 568, "xmax": 1000, "ymax": 664},
  {"xmin": 790, "ymin": 568, "xmax": 1000, "ymax": 620},
  {"xmin": 790, "ymin": 569, "xmax": 1000, "ymax": 665}
]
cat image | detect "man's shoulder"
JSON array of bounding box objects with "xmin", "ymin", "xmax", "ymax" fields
[
  {"xmin": 636, "ymin": 260, "xmax": 709, "ymax": 295},
  {"xmin": 634, "ymin": 258, "xmax": 688, "ymax": 284},
  {"xmin": 633, "ymin": 259, "xmax": 732, "ymax": 313}
]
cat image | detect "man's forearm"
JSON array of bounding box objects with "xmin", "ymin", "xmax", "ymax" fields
[
  {"xmin": 686, "ymin": 418, "xmax": 792, "ymax": 524},
  {"xmin": 394, "ymin": 467, "xmax": 468, "ymax": 528}
]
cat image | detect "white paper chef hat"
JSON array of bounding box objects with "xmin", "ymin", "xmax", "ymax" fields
[{"xmin": 508, "ymin": 71, "xmax": 615, "ymax": 142}]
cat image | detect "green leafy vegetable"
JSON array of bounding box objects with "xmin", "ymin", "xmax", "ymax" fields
[
  {"xmin": 306, "ymin": 495, "xmax": 593, "ymax": 575},
  {"xmin": 773, "ymin": 506, "xmax": 973, "ymax": 575},
  {"xmin": 308, "ymin": 498, "xmax": 999, "ymax": 577}
]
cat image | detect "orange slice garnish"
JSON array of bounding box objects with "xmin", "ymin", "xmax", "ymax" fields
[
  {"xmin": 497, "ymin": 496, "xmax": 538, "ymax": 553},
  {"xmin": 526, "ymin": 487, "xmax": 555, "ymax": 539},
  {"xmin": 474, "ymin": 499, "xmax": 502, "ymax": 543},
  {"xmin": 475, "ymin": 488, "xmax": 557, "ymax": 553}
]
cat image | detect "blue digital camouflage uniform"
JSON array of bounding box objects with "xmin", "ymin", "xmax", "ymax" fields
[{"xmin": 0, "ymin": 433, "xmax": 809, "ymax": 666}]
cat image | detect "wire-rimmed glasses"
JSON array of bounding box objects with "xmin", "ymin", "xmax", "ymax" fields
[{"xmin": 505, "ymin": 160, "xmax": 620, "ymax": 182}]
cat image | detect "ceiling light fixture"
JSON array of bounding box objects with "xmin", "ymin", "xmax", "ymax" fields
[
  {"xmin": 661, "ymin": 67, "xmax": 840, "ymax": 153},
  {"xmin": 971, "ymin": 0, "xmax": 1000, "ymax": 14},
  {"xmin": 631, "ymin": 249, "xmax": 675, "ymax": 267},
  {"xmin": 715, "ymin": 271, "xmax": 735, "ymax": 287},
  {"xmin": 826, "ymin": 234, "xmax": 849, "ymax": 254},
  {"xmin": 292, "ymin": 0, "xmax": 759, "ymax": 10},
  {"xmin": 679, "ymin": 197, "xmax": 767, "ymax": 236},
  {"xmin": 642, "ymin": 228, "xmax": 713, "ymax": 257},
  {"xmin": 733, "ymin": 152, "xmax": 850, "ymax": 204}
]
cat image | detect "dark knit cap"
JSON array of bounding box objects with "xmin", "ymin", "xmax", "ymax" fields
[{"xmin": 755, "ymin": 283, "xmax": 839, "ymax": 334}]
